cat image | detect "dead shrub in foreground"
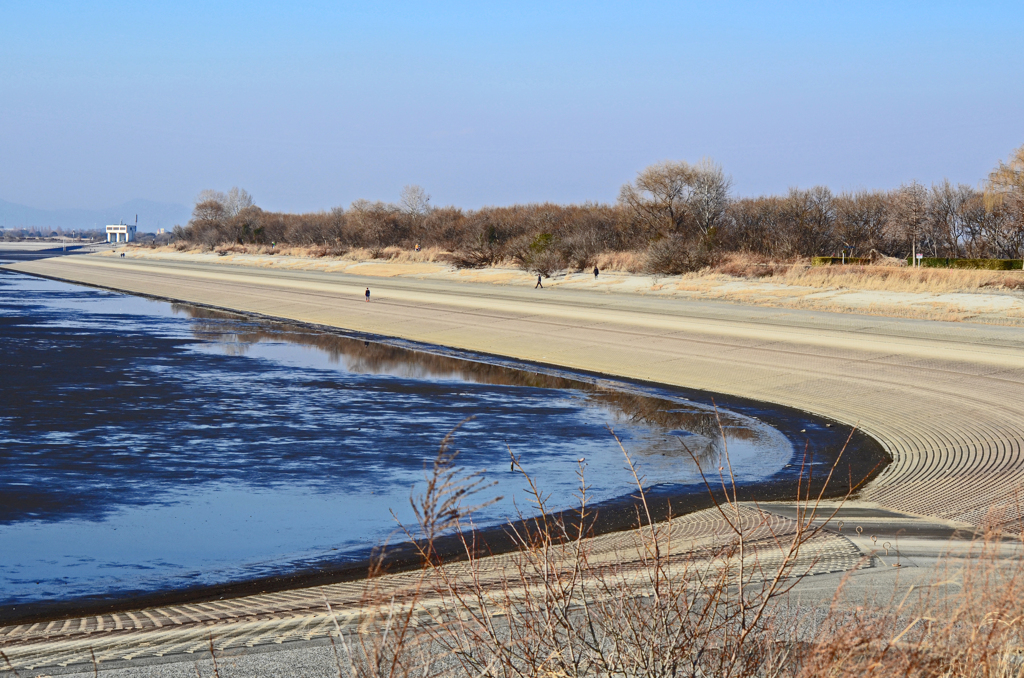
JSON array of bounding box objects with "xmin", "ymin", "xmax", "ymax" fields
[
  {"xmin": 791, "ymin": 515, "xmax": 1024, "ymax": 678},
  {"xmin": 332, "ymin": 419, "xmax": 868, "ymax": 678},
  {"xmin": 320, "ymin": 419, "xmax": 1024, "ymax": 678}
]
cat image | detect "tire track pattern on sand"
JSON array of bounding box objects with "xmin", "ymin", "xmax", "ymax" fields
[{"xmin": 0, "ymin": 507, "xmax": 860, "ymax": 672}]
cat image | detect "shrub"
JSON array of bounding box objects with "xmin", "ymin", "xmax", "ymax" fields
[
  {"xmin": 326, "ymin": 427, "xmax": 1024, "ymax": 678},
  {"xmin": 812, "ymin": 256, "xmax": 872, "ymax": 266},
  {"xmin": 908, "ymin": 257, "xmax": 1024, "ymax": 270},
  {"xmin": 645, "ymin": 235, "xmax": 719, "ymax": 274},
  {"xmin": 340, "ymin": 425, "xmax": 858, "ymax": 678}
]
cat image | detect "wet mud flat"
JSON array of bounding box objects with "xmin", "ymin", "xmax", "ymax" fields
[{"xmin": 0, "ymin": 270, "xmax": 888, "ymax": 624}]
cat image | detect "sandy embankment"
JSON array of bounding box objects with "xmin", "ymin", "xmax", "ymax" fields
[
  {"xmin": 2, "ymin": 251, "xmax": 1024, "ymax": 671},
  {"xmin": 10, "ymin": 251, "xmax": 1024, "ymax": 529},
  {"xmin": 96, "ymin": 246, "xmax": 1024, "ymax": 325}
]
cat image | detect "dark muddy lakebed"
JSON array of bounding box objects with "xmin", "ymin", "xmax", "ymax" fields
[{"xmin": 0, "ymin": 270, "xmax": 886, "ymax": 621}]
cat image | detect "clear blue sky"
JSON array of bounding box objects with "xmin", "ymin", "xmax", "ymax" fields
[{"xmin": 1, "ymin": 1, "xmax": 1022, "ymax": 213}]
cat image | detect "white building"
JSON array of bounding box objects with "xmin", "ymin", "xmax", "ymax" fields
[{"xmin": 106, "ymin": 223, "xmax": 137, "ymax": 243}]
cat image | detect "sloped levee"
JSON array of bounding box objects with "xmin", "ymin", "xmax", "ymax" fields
[{"xmin": 0, "ymin": 269, "xmax": 885, "ymax": 624}]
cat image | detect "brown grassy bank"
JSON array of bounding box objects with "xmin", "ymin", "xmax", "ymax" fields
[{"xmin": 709, "ymin": 253, "xmax": 1024, "ymax": 293}]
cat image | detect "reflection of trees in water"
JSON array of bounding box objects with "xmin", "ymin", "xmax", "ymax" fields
[{"xmin": 173, "ymin": 304, "xmax": 757, "ymax": 468}]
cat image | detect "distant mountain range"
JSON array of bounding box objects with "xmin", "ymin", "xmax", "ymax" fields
[{"xmin": 0, "ymin": 198, "xmax": 191, "ymax": 233}]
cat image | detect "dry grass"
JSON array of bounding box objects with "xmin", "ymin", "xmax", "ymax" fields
[
  {"xmin": 711, "ymin": 253, "xmax": 799, "ymax": 279},
  {"xmin": 594, "ymin": 250, "xmax": 647, "ymax": 273},
  {"xmin": 313, "ymin": 421, "xmax": 1024, "ymax": 678},
  {"xmin": 794, "ymin": 511, "xmax": 1024, "ymax": 678},
  {"xmin": 340, "ymin": 246, "xmax": 451, "ymax": 264},
  {"xmin": 781, "ymin": 265, "xmax": 1024, "ymax": 294},
  {"xmin": 705, "ymin": 252, "xmax": 1024, "ymax": 295},
  {"xmin": 294, "ymin": 421, "xmax": 1006, "ymax": 677}
]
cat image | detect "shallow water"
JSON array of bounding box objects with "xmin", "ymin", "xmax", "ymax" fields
[{"xmin": 0, "ymin": 270, "xmax": 793, "ymax": 608}]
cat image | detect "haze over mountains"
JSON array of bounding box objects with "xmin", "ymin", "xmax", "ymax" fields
[{"xmin": 0, "ymin": 198, "xmax": 190, "ymax": 233}]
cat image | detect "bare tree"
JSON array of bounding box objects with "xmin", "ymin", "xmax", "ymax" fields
[
  {"xmin": 885, "ymin": 181, "xmax": 930, "ymax": 259},
  {"xmin": 727, "ymin": 196, "xmax": 786, "ymax": 256},
  {"xmin": 348, "ymin": 200, "xmax": 408, "ymax": 249},
  {"xmin": 619, "ymin": 159, "xmax": 731, "ymax": 241},
  {"xmin": 690, "ymin": 158, "xmax": 733, "ymax": 238},
  {"xmin": 986, "ymin": 144, "xmax": 1024, "ymax": 213},
  {"xmin": 782, "ymin": 187, "xmax": 836, "ymax": 257},
  {"xmin": 192, "ymin": 199, "xmax": 226, "ymax": 224},
  {"xmin": 399, "ymin": 185, "xmax": 431, "ymax": 216},
  {"xmin": 928, "ymin": 180, "xmax": 977, "ymax": 258},
  {"xmin": 985, "ymin": 144, "xmax": 1024, "ymax": 260},
  {"xmin": 422, "ymin": 207, "xmax": 467, "ymax": 251},
  {"xmin": 224, "ymin": 187, "xmax": 255, "ymax": 217},
  {"xmin": 834, "ymin": 190, "xmax": 891, "ymax": 255},
  {"xmin": 618, "ymin": 160, "xmax": 698, "ymax": 235},
  {"xmin": 195, "ymin": 189, "xmax": 227, "ymax": 208},
  {"xmin": 189, "ymin": 194, "xmax": 228, "ymax": 249}
]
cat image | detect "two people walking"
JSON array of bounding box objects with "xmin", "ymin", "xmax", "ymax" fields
[{"xmin": 535, "ymin": 266, "xmax": 599, "ymax": 290}]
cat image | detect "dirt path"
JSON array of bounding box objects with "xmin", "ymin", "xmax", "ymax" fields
[{"xmin": 96, "ymin": 247, "xmax": 1024, "ymax": 325}]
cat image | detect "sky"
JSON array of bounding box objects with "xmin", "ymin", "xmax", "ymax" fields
[{"xmin": 1, "ymin": 1, "xmax": 1022, "ymax": 214}]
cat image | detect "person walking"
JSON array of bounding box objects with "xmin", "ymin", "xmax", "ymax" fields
[
  {"xmin": 535, "ymin": 275, "xmax": 543, "ymax": 289},
  {"xmin": 593, "ymin": 265, "xmax": 599, "ymax": 279},
  {"xmin": 365, "ymin": 287, "xmax": 371, "ymax": 302}
]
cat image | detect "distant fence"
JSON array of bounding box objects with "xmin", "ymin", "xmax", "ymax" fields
[{"xmin": 905, "ymin": 257, "xmax": 1024, "ymax": 270}]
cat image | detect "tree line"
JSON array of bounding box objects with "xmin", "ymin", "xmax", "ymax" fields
[{"xmin": 174, "ymin": 145, "xmax": 1024, "ymax": 274}]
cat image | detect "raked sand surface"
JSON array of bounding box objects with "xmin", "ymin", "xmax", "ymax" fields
[{"xmin": 3, "ymin": 251, "xmax": 1024, "ymax": 674}]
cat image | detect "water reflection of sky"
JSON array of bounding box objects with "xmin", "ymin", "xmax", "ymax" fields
[{"xmin": 0, "ymin": 271, "xmax": 792, "ymax": 608}]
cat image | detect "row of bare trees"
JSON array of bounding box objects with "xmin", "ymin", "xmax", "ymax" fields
[
  {"xmin": 728, "ymin": 180, "xmax": 1022, "ymax": 260},
  {"xmin": 173, "ymin": 146, "xmax": 1024, "ymax": 273}
]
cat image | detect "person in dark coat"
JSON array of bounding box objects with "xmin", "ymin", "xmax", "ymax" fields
[
  {"xmin": 365, "ymin": 287, "xmax": 371, "ymax": 302},
  {"xmin": 535, "ymin": 275, "xmax": 543, "ymax": 289},
  {"xmin": 593, "ymin": 265, "xmax": 599, "ymax": 279}
]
